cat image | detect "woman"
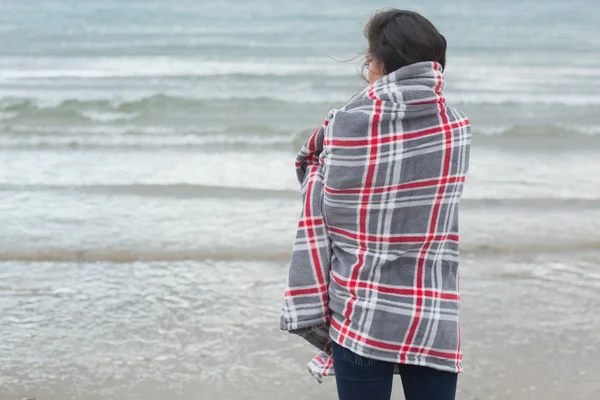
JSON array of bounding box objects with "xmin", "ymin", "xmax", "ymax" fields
[{"xmin": 281, "ymin": 9, "xmax": 471, "ymax": 400}]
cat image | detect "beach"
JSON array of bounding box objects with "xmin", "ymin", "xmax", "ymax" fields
[
  {"xmin": 2, "ymin": 0, "xmax": 600, "ymax": 399},
  {"xmin": 3, "ymin": 252, "xmax": 600, "ymax": 399}
]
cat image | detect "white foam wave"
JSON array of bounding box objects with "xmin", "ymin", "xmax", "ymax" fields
[
  {"xmin": 0, "ymin": 132, "xmax": 292, "ymax": 148},
  {"xmin": 78, "ymin": 110, "xmax": 140, "ymax": 122},
  {"xmin": 448, "ymin": 92, "xmax": 600, "ymax": 107},
  {"xmin": 2, "ymin": 122, "xmax": 598, "ymax": 150},
  {"xmin": 476, "ymin": 124, "xmax": 600, "ymax": 137},
  {"xmin": 0, "ymin": 57, "xmax": 355, "ymax": 79},
  {"xmin": 2, "ymin": 88, "xmax": 598, "ymax": 109},
  {"xmin": 0, "ymin": 111, "xmax": 18, "ymax": 121}
]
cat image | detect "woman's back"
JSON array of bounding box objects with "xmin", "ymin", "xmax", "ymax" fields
[
  {"xmin": 322, "ymin": 61, "xmax": 471, "ymax": 372},
  {"xmin": 281, "ymin": 9, "xmax": 472, "ymax": 400}
]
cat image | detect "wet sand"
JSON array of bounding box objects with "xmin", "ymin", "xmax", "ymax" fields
[{"xmin": 2, "ymin": 251, "xmax": 600, "ymax": 400}]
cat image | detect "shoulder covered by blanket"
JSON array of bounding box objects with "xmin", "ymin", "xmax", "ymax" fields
[
  {"xmin": 281, "ymin": 61, "xmax": 471, "ymax": 382},
  {"xmin": 295, "ymin": 61, "xmax": 461, "ymax": 183}
]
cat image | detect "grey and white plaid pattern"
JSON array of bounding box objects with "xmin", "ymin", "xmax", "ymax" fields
[{"xmin": 281, "ymin": 62, "xmax": 472, "ymax": 381}]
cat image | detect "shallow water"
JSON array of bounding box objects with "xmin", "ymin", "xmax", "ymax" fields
[{"xmin": 2, "ymin": 253, "xmax": 600, "ymax": 400}]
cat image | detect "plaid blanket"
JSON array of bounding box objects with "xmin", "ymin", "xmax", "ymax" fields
[{"xmin": 281, "ymin": 61, "xmax": 471, "ymax": 382}]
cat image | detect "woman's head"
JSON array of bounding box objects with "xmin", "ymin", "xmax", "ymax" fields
[{"xmin": 364, "ymin": 9, "xmax": 447, "ymax": 83}]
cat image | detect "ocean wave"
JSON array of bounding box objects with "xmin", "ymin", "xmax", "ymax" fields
[
  {"xmin": 2, "ymin": 91, "xmax": 600, "ymax": 120},
  {"xmin": 0, "ymin": 130, "xmax": 296, "ymax": 149},
  {"xmin": 0, "ymin": 183, "xmax": 299, "ymax": 199},
  {"xmin": 0, "ymin": 95, "xmax": 338, "ymax": 121},
  {"xmin": 0, "ymin": 98, "xmax": 145, "ymax": 124},
  {"xmin": 447, "ymin": 92, "xmax": 600, "ymax": 107},
  {"xmin": 2, "ymin": 184, "xmax": 600, "ymax": 205},
  {"xmin": 0, "ymin": 93, "xmax": 338, "ymax": 110},
  {"xmin": 0, "ymin": 57, "xmax": 355, "ymax": 79},
  {"xmin": 477, "ymin": 124, "xmax": 600, "ymax": 137},
  {"xmin": 1, "ymin": 123, "xmax": 598, "ymax": 150},
  {"xmin": 78, "ymin": 110, "xmax": 140, "ymax": 122},
  {"xmin": 2, "ymin": 240, "xmax": 599, "ymax": 263},
  {"xmin": 1, "ymin": 95, "xmax": 599, "ymax": 149},
  {"xmin": 0, "ymin": 111, "xmax": 18, "ymax": 121},
  {"xmin": 0, "ymin": 248, "xmax": 294, "ymax": 263}
]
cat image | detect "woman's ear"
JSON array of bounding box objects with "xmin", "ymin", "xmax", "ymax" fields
[{"xmin": 367, "ymin": 60, "xmax": 386, "ymax": 84}]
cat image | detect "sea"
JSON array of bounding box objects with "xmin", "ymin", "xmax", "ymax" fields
[{"xmin": 1, "ymin": 0, "xmax": 600, "ymax": 399}]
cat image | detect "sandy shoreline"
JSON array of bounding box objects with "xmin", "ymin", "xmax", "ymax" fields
[{"xmin": 2, "ymin": 252, "xmax": 600, "ymax": 400}]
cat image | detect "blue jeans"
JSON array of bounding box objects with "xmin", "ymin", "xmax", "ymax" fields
[{"xmin": 332, "ymin": 341, "xmax": 457, "ymax": 400}]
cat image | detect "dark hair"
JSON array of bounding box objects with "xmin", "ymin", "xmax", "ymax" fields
[{"xmin": 364, "ymin": 9, "xmax": 447, "ymax": 76}]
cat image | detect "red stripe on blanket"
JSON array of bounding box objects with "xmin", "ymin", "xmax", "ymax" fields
[
  {"xmin": 285, "ymin": 283, "xmax": 327, "ymax": 297},
  {"xmin": 323, "ymin": 119, "xmax": 468, "ymax": 147},
  {"xmin": 331, "ymin": 318, "xmax": 458, "ymax": 360},
  {"xmin": 330, "ymin": 272, "xmax": 460, "ymax": 301},
  {"xmin": 297, "ymin": 218, "xmax": 325, "ymax": 228},
  {"xmin": 324, "ymin": 176, "xmax": 465, "ymax": 195},
  {"xmin": 303, "ymin": 166, "xmax": 329, "ymax": 311},
  {"xmin": 401, "ymin": 62, "xmax": 454, "ymax": 363},
  {"xmin": 338, "ymin": 88, "xmax": 382, "ymax": 345},
  {"xmin": 328, "ymin": 227, "xmax": 458, "ymax": 244}
]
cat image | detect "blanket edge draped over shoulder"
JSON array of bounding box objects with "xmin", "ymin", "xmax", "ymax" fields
[{"xmin": 280, "ymin": 61, "xmax": 472, "ymax": 383}]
